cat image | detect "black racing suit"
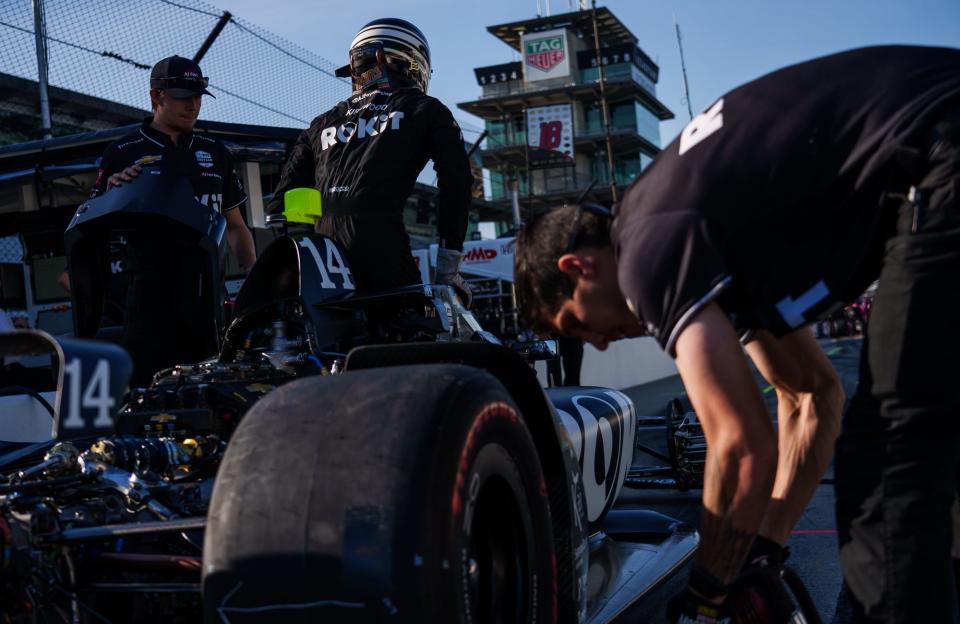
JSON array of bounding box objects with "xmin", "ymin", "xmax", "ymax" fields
[
  {"xmin": 611, "ymin": 45, "xmax": 960, "ymax": 623},
  {"xmin": 267, "ymin": 86, "xmax": 472, "ymax": 291}
]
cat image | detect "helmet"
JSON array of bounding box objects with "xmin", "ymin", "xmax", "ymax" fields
[{"xmin": 334, "ymin": 18, "xmax": 432, "ymax": 93}]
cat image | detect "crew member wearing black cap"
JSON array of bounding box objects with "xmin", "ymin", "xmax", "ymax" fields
[
  {"xmin": 66, "ymin": 55, "xmax": 256, "ymax": 384},
  {"xmin": 88, "ymin": 55, "xmax": 255, "ymax": 271}
]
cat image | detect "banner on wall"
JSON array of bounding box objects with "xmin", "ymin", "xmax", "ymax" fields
[
  {"xmin": 521, "ymin": 28, "xmax": 572, "ymax": 84},
  {"xmin": 416, "ymin": 237, "xmax": 517, "ymax": 284},
  {"xmin": 411, "ymin": 249, "xmax": 431, "ymax": 285},
  {"xmin": 526, "ymin": 104, "xmax": 574, "ymax": 167},
  {"xmin": 459, "ymin": 236, "xmax": 516, "ymax": 281}
]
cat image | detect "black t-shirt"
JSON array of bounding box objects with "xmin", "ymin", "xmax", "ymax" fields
[
  {"xmin": 613, "ymin": 45, "xmax": 960, "ymax": 355},
  {"xmin": 86, "ymin": 118, "xmax": 247, "ymax": 321},
  {"xmin": 267, "ymin": 86, "xmax": 472, "ymax": 251}
]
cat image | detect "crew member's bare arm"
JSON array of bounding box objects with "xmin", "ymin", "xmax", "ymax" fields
[
  {"xmin": 57, "ymin": 270, "xmax": 70, "ymax": 293},
  {"xmin": 745, "ymin": 328, "xmax": 844, "ymax": 544},
  {"xmin": 673, "ymin": 302, "xmax": 778, "ymax": 589},
  {"xmin": 225, "ymin": 208, "xmax": 256, "ymax": 273}
]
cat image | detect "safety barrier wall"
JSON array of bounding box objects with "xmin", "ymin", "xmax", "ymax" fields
[{"xmin": 535, "ymin": 335, "xmax": 678, "ymax": 390}]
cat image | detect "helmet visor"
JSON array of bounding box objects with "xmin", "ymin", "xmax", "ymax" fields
[{"xmin": 350, "ymin": 43, "xmax": 383, "ymax": 74}]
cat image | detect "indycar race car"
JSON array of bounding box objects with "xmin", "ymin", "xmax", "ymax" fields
[{"xmin": 0, "ymin": 169, "xmax": 699, "ymax": 623}]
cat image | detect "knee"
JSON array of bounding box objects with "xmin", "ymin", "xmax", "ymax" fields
[
  {"xmin": 780, "ymin": 367, "xmax": 845, "ymax": 436},
  {"xmin": 713, "ymin": 431, "xmax": 779, "ymax": 499},
  {"xmin": 812, "ymin": 369, "xmax": 845, "ymax": 432}
]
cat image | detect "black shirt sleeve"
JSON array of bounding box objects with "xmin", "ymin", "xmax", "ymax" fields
[
  {"xmin": 615, "ymin": 211, "xmax": 731, "ymax": 356},
  {"xmin": 221, "ymin": 147, "xmax": 247, "ymax": 213},
  {"xmin": 427, "ymin": 100, "xmax": 472, "ymax": 252},
  {"xmin": 89, "ymin": 142, "xmax": 122, "ymax": 199},
  {"xmin": 267, "ymin": 127, "xmax": 317, "ymax": 216}
]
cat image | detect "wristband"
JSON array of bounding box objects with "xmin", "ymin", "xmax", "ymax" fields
[{"xmin": 689, "ymin": 567, "xmax": 732, "ymax": 600}]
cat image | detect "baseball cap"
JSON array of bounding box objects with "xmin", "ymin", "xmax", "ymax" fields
[{"xmin": 150, "ymin": 55, "xmax": 214, "ymax": 98}]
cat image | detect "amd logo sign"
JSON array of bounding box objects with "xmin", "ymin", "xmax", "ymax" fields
[{"xmin": 463, "ymin": 247, "xmax": 497, "ymax": 262}]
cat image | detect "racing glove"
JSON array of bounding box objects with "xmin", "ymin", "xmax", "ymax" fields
[
  {"xmin": 725, "ymin": 570, "xmax": 801, "ymax": 624},
  {"xmin": 667, "ymin": 569, "xmax": 732, "ymax": 624},
  {"xmin": 741, "ymin": 535, "xmax": 790, "ymax": 572},
  {"xmin": 725, "ymin": 538, "xmax": 802, "ymax": 624},
  {"xmin": 435, "ymin": 247, "xmax": 472, "ymax": 308},
  {"xmin": 666, "ymin": 588, "xmax": 731, "ymax": 624}
]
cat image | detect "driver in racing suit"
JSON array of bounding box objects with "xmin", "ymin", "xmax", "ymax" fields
[{"xmin": 267, "ymin": 18, "xmax": 473, "ymax": 303}]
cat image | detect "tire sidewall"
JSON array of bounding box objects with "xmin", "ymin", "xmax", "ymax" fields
[{"xmin": 426, "ymin": 392, "xmax": 556, "ymax": 624}]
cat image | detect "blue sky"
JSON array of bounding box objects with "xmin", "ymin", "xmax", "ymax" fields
[{"xmin": 211, "ymin": 0, "xmax": 960, "ymax": 144}]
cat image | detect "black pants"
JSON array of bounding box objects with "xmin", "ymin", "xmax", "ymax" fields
[
  {"xmin": 834, "ymin": 115, "xmax": 960, "ymax": 623},
  {"xmin": 122, "ymin": 242, "xmax": 217, "ymax": 386},
  {"xmin": 316, "ymin": 214, "xmax": 422, "ymax": 292}
]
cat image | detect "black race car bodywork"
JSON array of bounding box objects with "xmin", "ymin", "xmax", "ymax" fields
[{"xmin": 0, "ymin": 173, "xmax": 698, "ymax": 623}]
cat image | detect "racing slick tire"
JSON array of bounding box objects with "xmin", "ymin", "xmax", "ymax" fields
[{"xmin": 202, "ymin": 364, "xmax": 557, "ymax": 623}]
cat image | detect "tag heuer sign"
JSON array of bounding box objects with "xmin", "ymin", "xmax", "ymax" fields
[
  {"xmin": 521, "ymin": 28, "xmax": 572, "ymax": 84},
  {"xmin": 526, "ymin": 35, "xmax": 565, "ymax": 71}
]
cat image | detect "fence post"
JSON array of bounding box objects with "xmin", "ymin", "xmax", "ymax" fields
[
  {"xmin": 194, "ymin": 11, "xmax": 232, "ymax": 64},
  {"xmin": 32, "ymin": 0, "xmax": 52, "ymax": 140}
]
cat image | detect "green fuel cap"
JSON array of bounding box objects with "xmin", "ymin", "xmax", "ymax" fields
[{"xmin": 283, "ymin": 187, "xmax": 323, "ymax": 224}]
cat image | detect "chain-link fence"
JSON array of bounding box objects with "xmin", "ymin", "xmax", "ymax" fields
[
  {"xmin": 0, "ymin": 0, "xmax": 351, "ymax": 131},
  {"xmin": 0, "ymin": 235, "xmax": 23, "ymax": 263}
]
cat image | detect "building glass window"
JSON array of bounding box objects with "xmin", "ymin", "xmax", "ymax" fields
[
  {"xmin": 488, "ymin": 165, "xmax": 599, "ymax": 201},
  {"xmin": 579, "ymin": 62, "xmax": 633, "ymax": 84},
  {"xmin": 611, "ymin": 102, "xmax": 636, "ymax": 132},
  {"xmin": 580, "ymin": 62, "xmax": 655, "ymax": 96},
  {"xmin": 482, "ymin": 82, "xmax": 512, "ymax": 98},
  {"xmin": 634, "ymin": 102, "xmax": 661, "ymax": 148},
  {"xmin": 489, "ymin": 170, "xmax": 506, "ymax": 201},
  {"xmin": 582, "ymin": 101, "xmax": 661, "ymax": 147},
  {"xmin": 487, "ymin": 169, "xmax": 529, "ymax": 201},
  {"xmin": 485, "ymin": 115, "xmax": 526, "ymax": 149},
  {"xmin": 582, "ymin": 104, "xmax": 601, "ymax": 135},
  {"xmin": 591, "ymin": 151, "xmax": 652, "ymax": 187},
  {"xmin": 583, "ymin": 100, "xmax": 648, "ymax": 135}
]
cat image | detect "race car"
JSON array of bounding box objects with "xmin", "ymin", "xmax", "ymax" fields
[{"xmin": 0, "ymin": 170, "xmax": 699, "ymax": 623}]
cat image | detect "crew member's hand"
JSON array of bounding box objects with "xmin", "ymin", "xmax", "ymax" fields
[
  {"xmin": 107, "ymin": 164, "xmax": 142, "ymax": 189},
  {"xmin": 435, "ymin": 247, "xmax": 473, "ymax": 308}
]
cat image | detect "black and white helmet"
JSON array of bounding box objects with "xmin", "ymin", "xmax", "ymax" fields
[{"xmin": 335, "ymin": 18, "xmax": 432, "ymax": 93}]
